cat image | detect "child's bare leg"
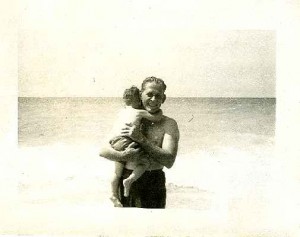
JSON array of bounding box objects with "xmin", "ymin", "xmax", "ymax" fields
[
  {"xmin": 123, "ymin": 164, "xmax": 147, "ymax": 197},
  {"xmin": 110, "ymin": 162, "xmax": 124, "ymax": 207},
  {"xmin": 110, "ymin": 177, "xmax": 123, "ymax": 207}
]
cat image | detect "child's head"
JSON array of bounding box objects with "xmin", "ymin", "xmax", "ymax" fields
[{"xmin": 123, "ymin": 86, "xmax": 142, "ymax": 109}]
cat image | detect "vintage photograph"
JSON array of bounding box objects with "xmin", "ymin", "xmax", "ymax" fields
[
  {"xmin": 18, "ymin": 31, "xmax": 276, "ymax": 208},
  {"xmin": 1, "ymin": 0, "xmax": 299, "ymax": 236}
]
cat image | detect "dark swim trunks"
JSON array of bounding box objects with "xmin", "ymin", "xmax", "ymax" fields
[{"xmin": 119, "ymin": 168, "xmax": 166, "ymax": 208}]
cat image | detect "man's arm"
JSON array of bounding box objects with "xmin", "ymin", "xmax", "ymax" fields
[
  {"xmin": 99, "ymin": 142, "xmax": 141, "ymax": 162},
  {"xmin": 142, "ymin": 119, "xmax": 179, "ymax": 168},
  {"xmin": 122, "ymin": 118, "xmax": 179, "ymax": 169}
]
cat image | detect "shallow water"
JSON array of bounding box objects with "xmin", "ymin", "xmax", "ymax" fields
[{"xmin": 18, "ymin": 97, "xmax": 276, "ymax": 156}]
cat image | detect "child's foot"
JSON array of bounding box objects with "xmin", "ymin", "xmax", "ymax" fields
[
  {"xmin": 123, "ymin": 178, "xmax": 134, "ymax": 197},
  {"xmin": 110, "ymin": 196, "xmax": 123, "ymax": 207}
]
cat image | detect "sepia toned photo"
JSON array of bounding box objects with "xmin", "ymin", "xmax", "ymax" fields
[{"xmin": 1, "ymin": 0, "xmax": 300, "ymax": 236}]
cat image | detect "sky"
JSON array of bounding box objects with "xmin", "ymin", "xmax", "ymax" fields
[{"xmin": 19, "ymin": 0, "xmax": 276, "ymax": 97}]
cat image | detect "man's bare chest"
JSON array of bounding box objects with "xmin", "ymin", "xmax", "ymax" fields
[{"xmin": 143, "ymin": 122, "xmax": 165, "ymax": 146}]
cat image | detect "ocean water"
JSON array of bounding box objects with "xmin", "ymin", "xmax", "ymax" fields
[
  {"xmin": 18, "ymin": 97, "xmax": 275, "ymax": 156},
  {"xmin": 18, "ymin": 97, "xmax": 277, "ymax": 209}
]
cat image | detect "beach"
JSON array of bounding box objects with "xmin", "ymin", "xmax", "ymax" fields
[{"xmin": 0, "ymin": 142, "xmax": 295, "ymax": 236}]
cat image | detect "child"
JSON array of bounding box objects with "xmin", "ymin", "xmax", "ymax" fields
[{"xmin": 109, "ymin": 86, "xmax": 163, "ymax": 207}]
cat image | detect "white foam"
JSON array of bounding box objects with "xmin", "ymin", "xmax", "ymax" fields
[
  {"xmin": 18, "ymin": 144, "xmax": 277, "ymax": 197},
  {"xmin": 166, "ymin": 147, "xmax": 276, "ymax": 197},
  {"xmin": 17, "ymin": 144, "xmax": 283, "ymax": 210}
]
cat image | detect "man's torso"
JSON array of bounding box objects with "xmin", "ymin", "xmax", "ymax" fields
[{"xmin": 125, "ymin": 115, "xmax": 172, "ymax": 170}]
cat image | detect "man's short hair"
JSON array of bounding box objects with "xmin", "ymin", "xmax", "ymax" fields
[
  {"xmin": 123, "ymin": 86, "xmax": 140, "ymax": 105},
  {"xmin": 141, "ymin": 76, "xmax": 167, "ymax": 92}
]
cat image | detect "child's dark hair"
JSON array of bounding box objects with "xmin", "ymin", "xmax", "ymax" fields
[{"xmin": 123, "ymin": 86, "xmax": 140, "ymax": 105}]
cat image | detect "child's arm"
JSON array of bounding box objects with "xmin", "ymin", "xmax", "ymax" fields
[{"xmin": 136, "ymin": 109, "xmax": 163, "ymax": 122}]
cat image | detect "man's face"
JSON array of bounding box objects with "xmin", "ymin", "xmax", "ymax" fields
[{"xmin": 141, "ymin": 82, "xmax": 165, "ymax": 113}]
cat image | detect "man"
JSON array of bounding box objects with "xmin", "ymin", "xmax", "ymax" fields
[{"xmin": 99, "ymin": 76, "xmax": 180, "ymax": 208}]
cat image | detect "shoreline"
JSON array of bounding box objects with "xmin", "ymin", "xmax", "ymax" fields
[{"xmin": 1, "ymin": 144, "xmax": 295, "ymax": 236}]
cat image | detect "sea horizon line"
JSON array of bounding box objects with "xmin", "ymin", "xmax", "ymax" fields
[{"xmin": 18, "ymin": 96, "xmax": 276, "ymax": 99}]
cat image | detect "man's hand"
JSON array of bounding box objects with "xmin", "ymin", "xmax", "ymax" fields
[
  {"xmin": 122, "ymin": 142, "xmax": 143, "ymax": 161},
  {"xmin": 121, "ymin": 123, "xmax": 146, "ymax": 144}
]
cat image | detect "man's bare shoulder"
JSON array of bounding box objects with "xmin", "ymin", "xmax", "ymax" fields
[
  {"xmin": 161, "ymin": 115, "xmax": 177, "ymax": 124},
  {"xmin": 161, "ymin": 115, "xmax": 179, "ymax": 131}
]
